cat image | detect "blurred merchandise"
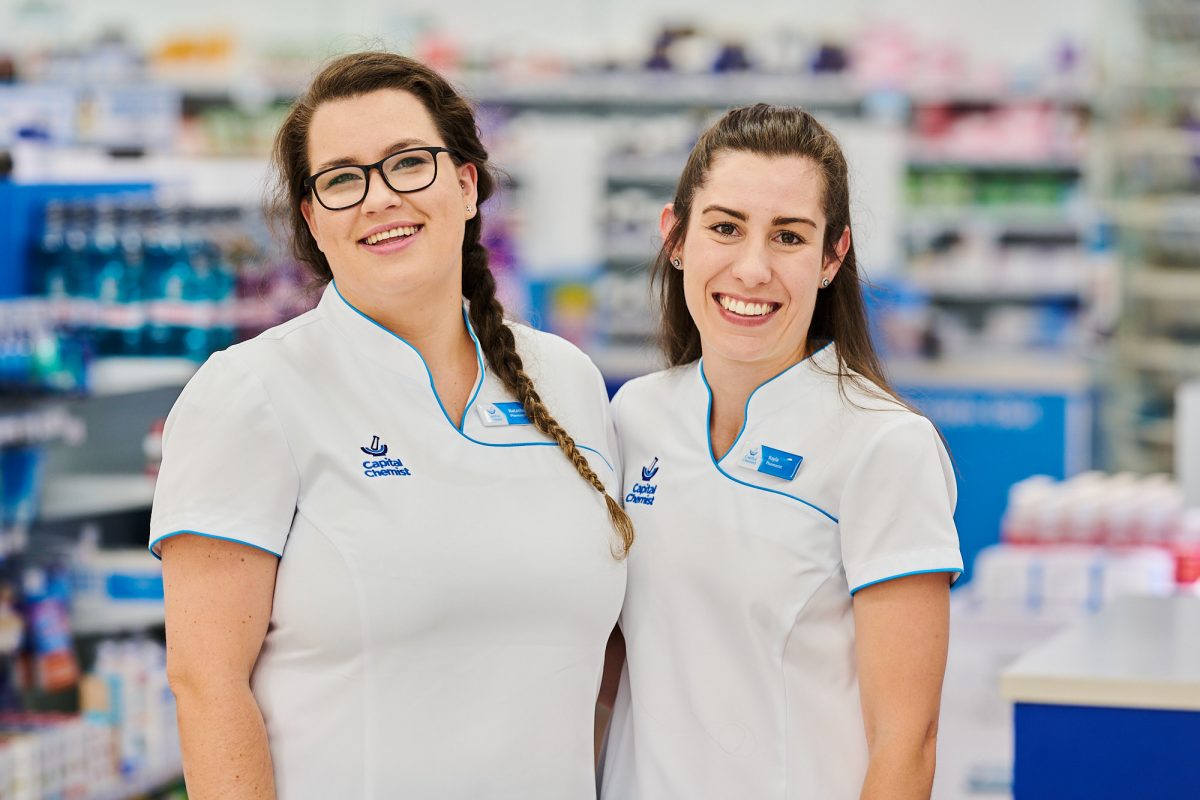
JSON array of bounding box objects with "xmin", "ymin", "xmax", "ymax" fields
[
  {"xmin": 1000, "ymin": 472, "xmax": 1200, "ymax": 587},
  {"xmin": 1104, "ymin": 0, "xmax": 1200, "ymax": 474},
  {"xmin": 0, "ymin": 300, "xmax": 92, "ymax": 396},
  {"xmin": 21, "ymin": 565, "xmax": 78, "ymax": 693},
  {"xmin": 81, "ymin": 638, "xmax": 178, "ymax": 784},
  {"xmin": 70, "ymin": 529, "xmax": 164, "ymax": 636}
]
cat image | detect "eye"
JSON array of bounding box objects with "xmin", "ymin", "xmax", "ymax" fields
[
  {"xmin": 321, "ymin": 170, "xmax": 362, "ymax": 189},
  {"xmin": 776, "ymin": 230, "xmax": 806, "ymax": 246},
  {"xmin": 710, "ymin": 222, "xmax": 739, "ymax": 237},
  {"xmin": 387, "ymin": 152, "xmax": 434, "ymax": 172},
  {"xmin": 390, "ymin": 156, "xmax": 427, "ymax": 171}
]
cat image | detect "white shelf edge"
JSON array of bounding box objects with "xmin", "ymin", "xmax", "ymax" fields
[
  {"xmin": 39, "ymin": 472, "xmax": 157, "ymax": 522},
  {"xmin": 89, "ymin": 357, "xmax": 198, "ymax": 397}
]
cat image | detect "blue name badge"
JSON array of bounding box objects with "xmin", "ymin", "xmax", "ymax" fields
[
  {"xmin": 738, "ymin": 444, "xmax": 803, "ymax": 481},
  {"xmin": 476, "ymin": 401, "xmax": 531, "ymax": 427}
]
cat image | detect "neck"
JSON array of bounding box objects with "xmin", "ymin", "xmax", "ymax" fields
[{"xmin": 703, "ymin": 345, "xmax": 808, "ymax": 460}]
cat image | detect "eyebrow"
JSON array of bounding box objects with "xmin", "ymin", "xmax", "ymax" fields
[
  {"xmin": 700, "ymin": 205, "xmax": 818, "ymax": 229},
  {"xmin": 315, "ymin": 138, "xmax": 434, "ymax": 172}
]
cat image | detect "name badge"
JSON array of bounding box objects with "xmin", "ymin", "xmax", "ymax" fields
[
  {"xmin": 739, "ymin": 444, "xmax": 803, "ymax": 481},
  {"xmin": 477, "ymin": 401, "xmax": 531, "ymax": 427}
]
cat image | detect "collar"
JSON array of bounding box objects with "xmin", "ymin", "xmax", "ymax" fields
[
  {"xmin": 697, "ymin": 340, "xmax": 838, "ymax": 425},
  {"xmin": 319, "ymin": 281, "xmax": 486, "ymax": 427}
]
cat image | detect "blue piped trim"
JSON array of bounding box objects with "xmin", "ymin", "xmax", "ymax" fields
[
  {"xmin": 849, "ymin": 567, "xmax": 963, "ymax": 596},
  {"xmin": 331, "ymin": 282, "xmax": 614, "ymax": 473},
  {"xmin": 710, "ymin": 340, "xmax": 833, "ymax": 458},
  {"xmin": 699, "ymin": 356, "xmax": 837, "ymax": 524},
  {"xmin": 148, "ymin": 530, "xmax": 283, "ymax": 561}
]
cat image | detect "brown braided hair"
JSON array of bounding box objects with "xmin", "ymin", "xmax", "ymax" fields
[{"xmin": 270, "ymin": 51, "xmax": 633, "ymax": 557}]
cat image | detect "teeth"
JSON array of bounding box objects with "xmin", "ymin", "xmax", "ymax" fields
[
  {"xmin": 365, "ymin": 225, "xmax": 420, "ymax": 245},
  {"xmin": 719, "ymin": 295, "xmax": 775, "ymax": 317}
]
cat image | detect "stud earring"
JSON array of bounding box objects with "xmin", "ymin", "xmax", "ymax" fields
[
  {"xmin": 821, "ymin": 277, "xmax": 831, "ymax": 288},
  {"xmin": 466, "ymin": 203, "xmax": 473, "ymax": 215},
  {"xmin": 671, "ymin": 257, "xmax": 682, "ymax": 270}
]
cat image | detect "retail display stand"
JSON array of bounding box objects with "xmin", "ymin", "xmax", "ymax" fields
[{"xmin": 1001, "ymin": 596, "xmax": 1200, "ymax": 799}]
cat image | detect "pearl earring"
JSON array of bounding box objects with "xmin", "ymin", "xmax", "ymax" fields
[{"xmin": 671, "ymin": 257, "xmax": 682, "ymax": 270}]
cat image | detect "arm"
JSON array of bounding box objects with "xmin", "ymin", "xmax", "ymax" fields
[
  {"xmin": 162, "ymin": 535, "xmax": 280, "ymax": 800},
  {"xmin": 853, "ymin": 572, "xmax": 951, "ymax": 800},
  {"xmin": 595, "ymin": 625, "xmax": 626, "ymax": 761}
]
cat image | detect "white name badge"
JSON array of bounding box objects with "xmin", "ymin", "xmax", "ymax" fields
[
  {"xmin": 738, "ymin": 444, "xmax": 804, "ymax": 481},
  {"xmin": 476, "ymin": 401, "xmax": 531, "ymax": 427}
]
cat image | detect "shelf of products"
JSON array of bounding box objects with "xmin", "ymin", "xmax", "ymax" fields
[{"xmin": 1106, "ymin": 0, "xmax": 1200, "ymax": 473}]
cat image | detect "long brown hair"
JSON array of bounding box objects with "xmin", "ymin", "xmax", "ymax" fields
[
  {"xmin": 654, "ymin": 103, "xmax": 904, "ymax": 407},
  {"xmin": 270, "ymin": 51, "xmax": 633, "ymax": 556}
]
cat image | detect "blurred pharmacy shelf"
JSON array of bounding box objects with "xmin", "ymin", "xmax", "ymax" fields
[
  {"xmin": 39, "ymin": 472, "xmax": 156, "ymax": 523},
  {"xmin": 89, "ymin": 358, "xmax": 197, "ymax": 397},
  {"xmin": 1104, "ymin": 1, "xmax": 1200, "ymax": 473},
  {"xmin": 88, "ymin": 765, "xmax": 184, "ymax": 800}
]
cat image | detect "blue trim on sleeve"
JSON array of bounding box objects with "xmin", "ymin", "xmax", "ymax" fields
[
  {"xmin": 698, "ymin": 356, "xmax": 838, "ymax": 525},
  {"xmin": 148, "ymin": 530, "xmax": 283, "ymax": 561},
  {"xmin": 849, "ymin": 567, "xmax": 963, "ymax": 596},
  {"xmin": 331, "ymin": 282, "xmax": 614, "ymax": 473}
]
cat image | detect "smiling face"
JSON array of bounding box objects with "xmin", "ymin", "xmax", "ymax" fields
[
  {"xmin": 300, "ymin": 88, "xmax": 477, "ymax": 314},
  {"xmin": 663, "ymin": 150, "xmax": 850, "ymax": 382}
]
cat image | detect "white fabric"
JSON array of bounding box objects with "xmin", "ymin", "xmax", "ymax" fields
[
  {"xmin": 601, "ymin": 343, "xmax": 961, "ymax": 800},
  {"xmin": 151, "ymin": 283, "xmax": 625, "ymax": 800}
]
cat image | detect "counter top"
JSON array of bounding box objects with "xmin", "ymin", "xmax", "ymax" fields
[{"xmin": 1000, "ymin": 595, "xmax": 1200, "ymax": 711}]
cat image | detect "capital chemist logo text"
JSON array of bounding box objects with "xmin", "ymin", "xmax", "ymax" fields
[
  {"xmin": 628, "ymin": 457, "xmax": 659, "ymax": 505},
  {"xmin": 360, "ymin": 436, "xmax": 410, "ymax": 478}
]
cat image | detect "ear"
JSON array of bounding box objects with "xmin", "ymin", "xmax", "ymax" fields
[
  {"xmin": 659, "ymin": 202, "xmax": 679, "ymax": 253},
  {"xmin": 456, "ymin": 161, "xmax": 479, "ymax": 219},
  {"xmin": 300, "ymin": 197, "xmax": 324, "ymax": 254},
  {"xmin": 823, "ymin": 225, "xmax": 851, "ymax": 283}
]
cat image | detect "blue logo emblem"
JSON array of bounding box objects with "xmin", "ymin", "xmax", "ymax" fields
[
  {"xmin": 360, "ymin": 435, "xmax": 388, "ymax": 457},
  {"xmin": 360, "ymin": 435, "xmax": 410, "ymax": 478},
  {"xmin": 641, "ymin": 457, "xmax": 660, "ymax": 481},
  {"xmin": 628, "ymin": 456, "xmax": 660, "ymax": 506}
]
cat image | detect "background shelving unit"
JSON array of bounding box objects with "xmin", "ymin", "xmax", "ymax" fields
[{"xmin": 1105, "ymin": 0, "xmax": 1200, "ymax": 473}]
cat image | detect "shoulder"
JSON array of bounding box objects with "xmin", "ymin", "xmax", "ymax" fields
[
  {"xmin": 508, "ymin": 321, "xmax": 604, "ymax": 386},
  {"xmin": 191, "ymin": 307, "xmax": 326, "ymax": 384},
  {"xmin": 612, "ymin": 364, "xmax": 695, "ymax": 411},
  {"xmin": 173, "ymin": 308, "xmax": 327, "ymax": 414}
]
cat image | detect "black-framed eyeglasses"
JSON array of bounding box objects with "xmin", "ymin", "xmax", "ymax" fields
[{"xmin": 303, "ymin": 146, "xmax": 456, "ymax": 211}]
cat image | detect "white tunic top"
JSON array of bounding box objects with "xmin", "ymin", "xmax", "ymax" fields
[
  {"xmin": 601, "ymin": 343, "xmax": 962, "ymax": 800},
  {"xmin": 150, "ymin": 283, "xmax": 625, "ymax": 800}
]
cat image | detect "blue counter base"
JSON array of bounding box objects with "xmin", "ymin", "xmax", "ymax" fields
[{"xmin": 1013, "ymin": 702, "xmax": 1200, "ymax": 799}]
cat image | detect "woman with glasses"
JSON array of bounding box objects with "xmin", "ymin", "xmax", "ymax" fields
[
  {"xmin": 598, "ymin": 105, "xmax": 961, "ymax": 799},
  {"xmin": 151, "ymin": 51, "xmax": 631, "ymax": 799}
]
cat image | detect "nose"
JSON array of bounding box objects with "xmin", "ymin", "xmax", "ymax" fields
[
  {"xmin": 361, "ymin": 166, "xmax": 403, "ymax": 213},
  {"xmin": 729, "ymin": 241, "xmax": 772, "ymax": 288}
]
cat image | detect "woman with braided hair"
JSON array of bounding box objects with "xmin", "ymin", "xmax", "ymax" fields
[{"xmin": 150, "ymin": 51, "xmax": 631, "ymax": 799}]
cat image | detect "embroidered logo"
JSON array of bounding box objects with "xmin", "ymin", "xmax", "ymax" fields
[
  {"xmin": 360, "ymin": 435, "xmax": 389, "ymax": 457},
  {"xmin": 359, "ymin": 435, "xmax": 410, "ymax": 478},
  {"xmin": 627, "ymin": 457, "xmax": 660, "ymax": 506},
  {"xmin": 641, "ymin": 457, "xmax": 660, "ymax": 481}
]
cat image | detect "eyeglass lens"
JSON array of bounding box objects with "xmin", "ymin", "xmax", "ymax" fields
[{"xmin": 314, "ymin": 150, "xmax": 439, "ymax": 209}]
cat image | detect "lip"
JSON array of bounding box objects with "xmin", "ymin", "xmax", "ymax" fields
[
  {"xmin": 360, "ymin": 227, "xmax": 422, "ymax": 254},
  {"xmin": 358, "ymin": 221, "xmax": 424, "ymax": 242},
  {"xmin": 712, "ymin": 292, "xmax": 780, "ymax": 327}
]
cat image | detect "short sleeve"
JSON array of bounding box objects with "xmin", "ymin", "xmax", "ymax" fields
[
  {"xmin": 148, "ymin": 351, "xmax": 299, "ymax": 559},
  {"xmin": 838, "ymin": 415, "xmax": 963, "ymax": 595}
]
